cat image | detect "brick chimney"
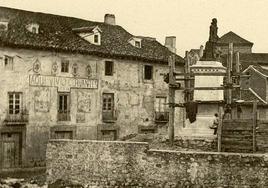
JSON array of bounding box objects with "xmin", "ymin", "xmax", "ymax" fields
[
  {"xmin": 104, "ymin": 14, "xmax": 116, "ymax": 25},
  {"xmin": 165, "ymin": 36, "xmax": 176, "ymax": 53}
]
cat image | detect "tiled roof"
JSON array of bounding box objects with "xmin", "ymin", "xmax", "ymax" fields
[
  {"xmin": 240, "ymin": 53, "xmax": 268, "ymax": 64},
  {"xmin": 219, "ymin": 53, "xmax": 268, "ymax": 71},
  {"xmin": 244, "ymin": 65, "xmax": 268, "ymax": 77},
  {"xmin": 217, "ymin": 31, "xmax": 253, "ymax": 45},
  {"xmin": 0, "ymin": 6, "xmax": 184, "ymax": 64}
]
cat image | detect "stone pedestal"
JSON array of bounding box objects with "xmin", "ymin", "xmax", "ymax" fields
[{"xmin": 176, "ymin": 61, "xmax": 226, "ymax": 138}]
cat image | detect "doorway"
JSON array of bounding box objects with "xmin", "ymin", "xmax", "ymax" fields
[{"xmin": 1, "ymin": 132, "xmax": 22, "ymax": 168}]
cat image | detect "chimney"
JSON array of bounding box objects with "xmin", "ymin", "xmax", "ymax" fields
[
  {"xmin": 104, "ymin": 14, "xmax": 116, "ymax": 25},
  {"xmin": 165, "ymin": 36, "xmax": 176, "ymax": 53},
  {"xmin": 199, "ymin": 45, "xmax": 204, "ymax": 58}
]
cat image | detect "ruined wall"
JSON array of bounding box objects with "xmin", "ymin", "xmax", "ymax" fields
[{"xmin": 47, "ymin": 140, "xmax": 268, "ymax": 187}]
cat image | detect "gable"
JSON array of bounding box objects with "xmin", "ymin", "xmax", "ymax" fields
[{"xmin": 217, "ymin": 31, "xmax": 253, "ymax": 46}]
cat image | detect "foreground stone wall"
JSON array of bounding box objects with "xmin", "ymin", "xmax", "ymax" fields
[{"xmin": 46, "ymin": 140, "xmax": 268, "ymax": 187}]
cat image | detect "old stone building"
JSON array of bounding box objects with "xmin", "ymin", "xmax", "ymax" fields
[{"xmin": 0, "ymin": 7, "xmax": 184, "ymax": 169}]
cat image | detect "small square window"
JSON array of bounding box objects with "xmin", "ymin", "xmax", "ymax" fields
[
  {"xmin": 135, "ymin": 41, "xmax": 141, "ymax": 48},
  {"xmin": 94, "ymin": 35, "xmax": 99, "ymax": 43},
  {"xmin": 61, "ymin": 59, "xmax": 69, "ymax": 73},
  {"xmin": 144, "ymin": 65, "xmax": 153, "ymax": 80},
  {"xmin": 4, "ymin": 55, "xmax": 14, "ymax": 70},
  {"xmin": 105, "ymin": 61, "xmax": 114, "ymax": 76}
]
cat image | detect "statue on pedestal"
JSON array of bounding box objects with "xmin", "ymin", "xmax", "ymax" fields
[{"xmin": 201, "ymin": 18, "xmax": 219, "ymax": 61}]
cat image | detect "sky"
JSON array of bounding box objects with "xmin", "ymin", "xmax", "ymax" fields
[{"xmin": 0, "ymin": 0, "xmax": 268, "ymax": 56}]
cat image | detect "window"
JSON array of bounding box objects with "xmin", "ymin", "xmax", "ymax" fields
[
  {"xmin": 94, "ymin": 34, "xmax": 99, "ymax": 43},
  {"xmin": 155, "ymin": 97, "xmax": 167, "ymax": 112},
  {"xmin": 54, "ymin": 131, "xmax": 73, "ymax": 139},
  {"xmin": 105, "ymin": 61, "xmax": 114, "ymax": 76},
  {"xmin": 4, "ymin": 55, "xmax": 14, "ymax": 70},
  {"xmin": 8, "ymin": 92, "xmax": 22, "ymax": 114},
  {"xmin": 102, "ymin": 93, "xmax": 116, "ymax": 121},
  {"xmin": 32, "ymin": 27, "xmax": 37, "ymax": 34},
  {"xmin": 144, "ymin": 65, "xmax": 153, "ymax": 80},
  {"xmin": 135, "ymin": 41, "xmax": 141, "ymax": 48},
  {"xmin": 61, "ymin": 59, "xmax": 69, "ymax": 73},
  {"xmin": 155, "ymin": 96, "xmax": 168, "ymax": 122},
  {"xmin": 58, "ymin": 93, "xmax": 70, "ymax": 121}
]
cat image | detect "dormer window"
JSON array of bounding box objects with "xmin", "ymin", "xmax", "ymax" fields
[
  {"xmin": 0, "ymin": 20, "xmax": 8, "ymax": 31},
  {"xmin": 72, "ymin": 26, "xmax": 102, "ymax": 45},
  {"xmin": 128, "ymin": 37, "xmax": 142, "ymax": 48},
  {"xmin": 26, "ymin": 23, "xmax": 39, "ymax": 34},
  {"xmin": 94, "ymin": 34, "xmax": 99, "ymax": 43},
  {"xmin": 135, "ymin": 41, "xmax": 141, "ymax": 48}
]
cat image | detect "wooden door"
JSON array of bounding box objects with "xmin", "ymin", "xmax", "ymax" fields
[{"xmin": 1, "ymin": 133, "xmax": 21, "ymax": 168}]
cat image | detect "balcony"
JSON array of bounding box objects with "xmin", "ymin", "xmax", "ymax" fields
[
  {"xmin": 102, "ymin": 110, "xmax": 117, "ymax": 123},
  {"xmin": 155, "ymin": 111, "xmax": 169, "ymax": 123},
  {"xmin": 4, "ymin": 109, "xmax": 29, "ymax": 125},
  {"xmin": 57, "ymin": 110, "xmax": 71, "ymax": 121}
]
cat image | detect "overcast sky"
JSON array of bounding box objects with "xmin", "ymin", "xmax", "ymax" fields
[{"xmin": 0, "ymin": 0, "xmax": 268, "ymax": 56}]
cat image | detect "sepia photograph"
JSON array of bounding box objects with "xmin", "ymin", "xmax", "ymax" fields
[{"xmin": 0, "ymin": 0, "xmax": 268, "ymax": 187}]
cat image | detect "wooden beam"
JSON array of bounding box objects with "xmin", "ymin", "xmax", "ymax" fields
[
  {"xmin": 174, "ymin": 72, "xmax": 226, "ymax": 76},
  {"xmin": 185, "ymin": 51, "xmax": 191, "ymax": 102},
  {"xmin": 217, "ymin": 106, "xmax": 223, "ymax": 152},
  {"xmin": 252, "ymin": 101, "xmax": 257, "ymax": 153},
  {"xmin": 168, "ymin": 55, "xmax": 175, "ymax": 145}
]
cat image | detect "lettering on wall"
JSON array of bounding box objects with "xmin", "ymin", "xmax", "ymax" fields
[
  {"xmin": 34, "ymin": 87, "xmax": 50, "ymax": 112},
  {"xmin": 29, "ymin": 75, "xmax": 98, "ymax": 92},
  {"xmin": 77, "ymin": 91, "xmax": 91, "ymax": 113}
]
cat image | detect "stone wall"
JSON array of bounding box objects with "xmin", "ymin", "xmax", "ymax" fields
[{"xmin": 47, "ymin": 140, "xmax": 268, "ymax": 187}]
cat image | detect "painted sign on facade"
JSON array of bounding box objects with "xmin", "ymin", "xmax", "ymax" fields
[
  {"xmin": 34, "ymin": 87, "xmax": 50, "ymax": 112},
  {"xmin": 77, "ymin": 91, "xmax": 91, "ymax": 113},
  {"xmin": 29, "ymin": 75, "xmax": 98, "ymax": 92}
]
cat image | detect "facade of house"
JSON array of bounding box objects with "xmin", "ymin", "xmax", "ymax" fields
[{"xmin": 0, "ymin": 7, "xmax": 184, "ymax": 169}]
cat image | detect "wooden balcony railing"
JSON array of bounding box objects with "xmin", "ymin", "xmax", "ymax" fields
[
  {"xmin": 57, "ymin": 110, "xmax": 71, "ymax": 121},
  {"xmin": 102, "ymin": 110, "xmax": 117, "ymax": 123},
  {"xmin": 4, "ymin": 109, "xmax": 29, "ymax": 125},
  {"xmin": 155, "ymin": 111, "xmax": 169, "ymax": 123}
]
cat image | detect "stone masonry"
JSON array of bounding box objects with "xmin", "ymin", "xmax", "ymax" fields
[{"xmin": 47, "ymin": 140, "xmax": 268, "ymax": 187}]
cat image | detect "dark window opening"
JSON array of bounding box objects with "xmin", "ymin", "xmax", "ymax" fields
[
  {"xmin": 32, "ymin": 27, "xmax": 37, "ymax": 34},
  {"xmin": 4, "ymin": 55, "xmax": 14, "ymax": 70},
  {"xmin": 58, "ymin": 93, "xmax": 70, "ymax": 121},
  {"xmin": 135, "ymin": 41, "xmax": 141, "ymax": 48},
  {"xmin": 94, "ymin": 34, "xmax": 99, "ymax": 43},
  {"xmin": 61, "ymin": 60, "xmax": 69, "ymax": 73},
  {"xmin": 105, "ymin": 61, "xmax": 114, "ymax": 76},
  {"xmin": 144, "ymin": 65, "xmax": 153, "ymax": 80},
  {"xmin": 102, "ymin": 93, "xmax": 116, "ymax": 121},
  {"xmin": 54, "ymin": 131, "xmax": 73, "ymax": 139}
]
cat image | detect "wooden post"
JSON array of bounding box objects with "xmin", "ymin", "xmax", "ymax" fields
[
  {"xmin": 185, "ymin": 51, "xmax": 191, "ymax": 102},
  {"xmin": 168, "ymin": 55, "xmax": 176, "ymax": 145},
  {"xmin": 235, "ymin": 52, "xmax": 241, "ymax": 119},
  {"xmin": 252, "ymin": 101, "xmax": 257, "ymax": 153},
  {"xmin": 226, "ymin": 43, "xmax": 233, "ymax": 119},
  {"xmin": 217, "ymin": 106, "xmax": 223, "ymax": 152}
]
